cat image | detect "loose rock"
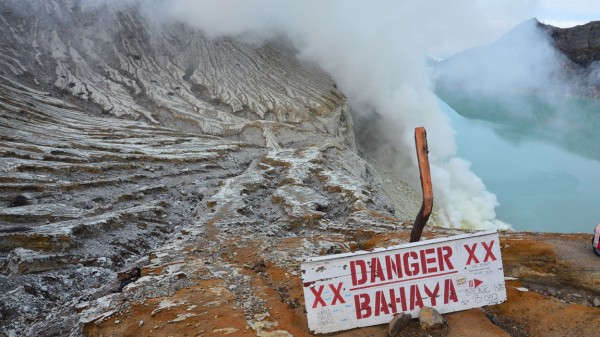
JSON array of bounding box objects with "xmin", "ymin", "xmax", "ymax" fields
[
  {"xmin": 388, "ymin": 313, "xmax": 411, "ymax": 337},
  {"xmin": 419, "ymin": 307, "xmax": 446, "ymax": 331},
  {"xmin": 8, "ymin": 194, "xmax": 31, "ymax": 207}
]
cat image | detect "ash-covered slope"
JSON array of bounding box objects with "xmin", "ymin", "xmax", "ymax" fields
[
  {"xmin": 0, "ymin": 1, "xmax": 419, "ymax": 336},
  {"xmin": 0, "ymin": 0, "xmax": 347, "ymax": 135}
]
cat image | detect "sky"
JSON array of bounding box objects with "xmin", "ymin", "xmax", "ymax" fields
[{"xmin": 536, "ymin": 0, "xmax": 600, "ymax": 27}]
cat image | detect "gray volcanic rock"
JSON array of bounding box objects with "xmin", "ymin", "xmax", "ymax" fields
[
  {"xmin": 541, "ymin": 20, "xmax": 600, "ymax": 97},
  {"xmin": 540, "ymin": 21, "xmax": 600, "ymax": 67},
  {"xmin": 0, "ymin": 1, "xmax": 418, "ymax": 336}
]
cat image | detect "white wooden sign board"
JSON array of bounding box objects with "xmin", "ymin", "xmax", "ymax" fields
[{"xmin": 301, "ymin": 230, "xmax": 506, "ymax": 334}]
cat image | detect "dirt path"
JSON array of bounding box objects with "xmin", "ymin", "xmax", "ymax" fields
[{"xmin": 547, "ymin": 236, "xmax": 600, "ymax": 287}]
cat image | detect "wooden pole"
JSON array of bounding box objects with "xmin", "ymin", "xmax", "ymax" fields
[{"xmin": 410, "ymin": 127, "xmax": 433, "ymax": 242}]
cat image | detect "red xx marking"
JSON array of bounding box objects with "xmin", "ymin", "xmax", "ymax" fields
[
  {"xmin": 464, "ymin": 243, "xmax": 479, "ymax": 265},
  {"xmin": 310, "ymin": 285, "xmax": 326, "ymax": 308},
  {"xmin": 329, "ymin": 282, "xmax": 345, "ymax": 305},
  {"xmin": 482, "ymin": 240, "xmax": 497, "ymax": 262}
]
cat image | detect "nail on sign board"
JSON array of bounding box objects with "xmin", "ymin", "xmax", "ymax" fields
[{"xmin": 301, "ymin": 230, "xmax": 506, "ymax": 334}]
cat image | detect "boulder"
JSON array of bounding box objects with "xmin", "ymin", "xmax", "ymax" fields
[
  {"xmin": 419, "ymin": 307, "xmax": 447, "ymax": 331},
  {"xmin": 388, "ymin": 313, "xmax": 411, "ymax": 337}
]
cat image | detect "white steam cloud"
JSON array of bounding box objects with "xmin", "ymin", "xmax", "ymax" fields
[{"xmin": 143, "ymin": 0, "xmax": 537, "ymax": 229}]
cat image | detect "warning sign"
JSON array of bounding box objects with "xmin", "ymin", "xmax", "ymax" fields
[{"xmin": 301, "ymin": 230, "xmax": 506, "ymax": 333}]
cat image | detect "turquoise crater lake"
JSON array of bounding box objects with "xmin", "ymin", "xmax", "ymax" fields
[{"xmin": 438, "ymin": 90, "xmax": 600, "ymax": 233}]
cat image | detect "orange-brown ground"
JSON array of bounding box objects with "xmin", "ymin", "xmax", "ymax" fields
[
  {"xmin": 487, "ymin": 280, "xmax": 600, "ymax": 337},
  {"xmin": 84, "ymin": 280, "xmax": 250, "ymax": 337},
  {"xmin": 84, "ymin": 230, "xmax": 600, "ymax": 337}
]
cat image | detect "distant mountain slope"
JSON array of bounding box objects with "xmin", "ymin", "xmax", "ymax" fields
[{"xmin": 435, "ymin": 18, "xmax": 600, "ymax": 98}]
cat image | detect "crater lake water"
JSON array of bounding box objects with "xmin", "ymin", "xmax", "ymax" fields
[{"xmin": 438, "ymin": 91, "xmax": 600, "ymax": 233}]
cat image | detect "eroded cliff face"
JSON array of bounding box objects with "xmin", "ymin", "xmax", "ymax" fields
[
  {"xmin": 541, "ymin": 20, "xmax": 600, "ymax": 97},
  {"xmin": 0, "ymin": 1, "xmax": 419, "ymax": 336}
]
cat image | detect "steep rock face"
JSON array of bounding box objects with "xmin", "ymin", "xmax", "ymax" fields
[
  {"xmin": 0, "ymin": 1, "xmax": 418, "ymax": 336},
  {"xmin": 541, "ymin": 21, "xmax": 600, "ymax": 67}
]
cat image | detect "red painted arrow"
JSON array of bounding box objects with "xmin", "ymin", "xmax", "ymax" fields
[{"xmin": 473, "ymin": 279, "xmax": 483, "ymax": 288}]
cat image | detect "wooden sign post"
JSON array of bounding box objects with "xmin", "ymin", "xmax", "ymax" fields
[{"xmin": 411, "ymin": 126, "xmax": 433, "ymax": 242}]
